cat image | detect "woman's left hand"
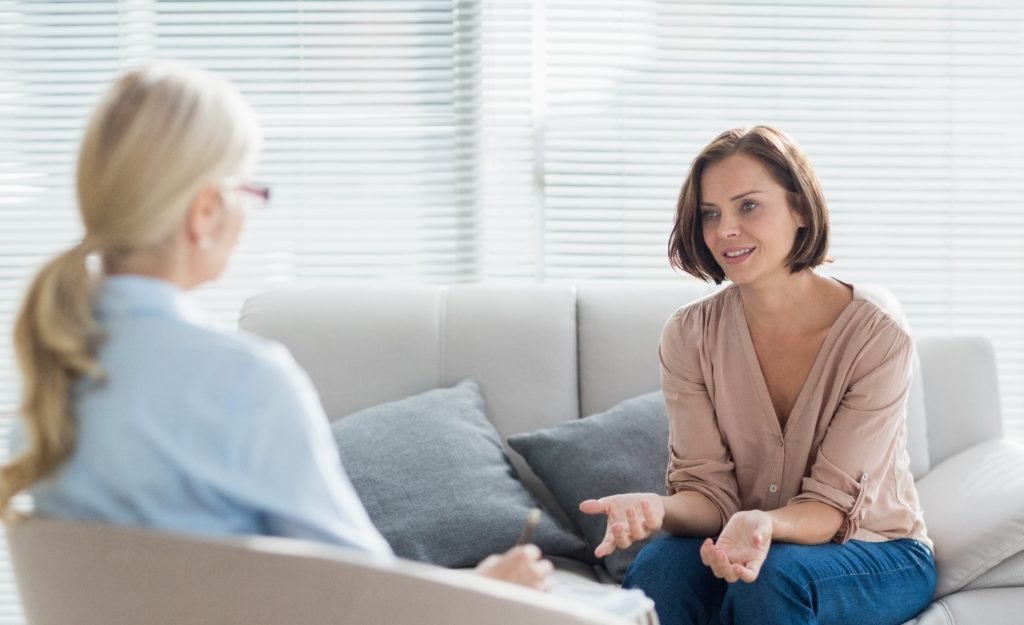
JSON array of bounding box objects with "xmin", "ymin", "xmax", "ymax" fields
[{"xmin": 700, "ymin": 510, "xmax": 773, "ymax": 583}]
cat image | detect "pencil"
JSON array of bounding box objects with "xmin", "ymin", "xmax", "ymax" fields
[{"xmin": 516, "ymin": 508, "xmax": 542, "ymax": 546}]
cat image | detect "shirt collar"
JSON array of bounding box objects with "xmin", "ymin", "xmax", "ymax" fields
[{"xmin": 95, "ymin": 274, "xmax": 208, "ymax": 325}]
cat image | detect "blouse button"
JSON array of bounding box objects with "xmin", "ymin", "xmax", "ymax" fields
[{"xmin": 768, "ymin": 483, "xmax": 778, "ymax": 494}]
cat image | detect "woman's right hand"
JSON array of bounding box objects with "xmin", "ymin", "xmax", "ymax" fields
[
  {"xmin": 475, "ymin": 544, "xmax": 553, "ymax": 590},
  {"xmin": 579, "ymin": 493, "xmax": 665, "ymax": 558}
]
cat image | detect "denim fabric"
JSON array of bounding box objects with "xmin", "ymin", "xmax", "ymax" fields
[{"xmin": 623, "ymin": 535, "xmax": 935, "ymax": 625}]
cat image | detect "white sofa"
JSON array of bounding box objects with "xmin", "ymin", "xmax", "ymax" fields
[{"xmin": 235, "ymin": 281, "xmax": 1024, "ymax": 625}]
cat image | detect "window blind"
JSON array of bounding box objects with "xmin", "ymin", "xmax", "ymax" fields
[
  {"xmin": 0, "ymin": 1, "xmax": 480, "ymax": 623},
  {"xmin": 2, "ymin": 2, "xmax": 1024, "ymax": 623},
  {"xmin": 535, "ymin": 0, "xmax": 1024, "ymax": 443}
]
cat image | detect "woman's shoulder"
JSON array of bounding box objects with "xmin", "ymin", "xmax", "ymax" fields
[
  {"xmin": 663, "ymin": 284, "xmax": 738, "ymax": 339},
  {"xmin": 179, "ymin": 327, "xmax": 323, "ymax": 435},
  {"xmin": 157, "ymin": 321, "xmax": 309, "ymax": 399},
  {"xmin": 659, "ymin": 285, "xmax": 739, "ymax": 376},
  {"xmin": 834, "ymin": 283, "xmax": 915, "ymax": 373},
  {"xmin": 846, "ymin": 282, "xmax": 913, "ymax": 343},
  {"xmin": 217, "ymin": 327, "xmax": 307, "ymax": 386}
]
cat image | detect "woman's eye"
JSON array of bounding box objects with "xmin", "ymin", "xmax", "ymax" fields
[
  {"xmin": 741, "ymin": 201, "xmax": 758, "ymax": 212},
  {"xmin": 701, "ymin": 210, "xmax": 719, "ymax": 220}
]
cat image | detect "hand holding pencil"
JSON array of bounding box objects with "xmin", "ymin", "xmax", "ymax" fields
[{"xmin": 475, "ymin": 508, "xmax": 553, "ymax": 590}]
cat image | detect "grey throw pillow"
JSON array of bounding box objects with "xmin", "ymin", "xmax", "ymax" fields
[
  {"xmin": 507, "ymin": 391, "xmax": 669, "ymax": 581},
  {"xmin": 330, "ymin": 379, "xmax": 587, "ymax": 568}
]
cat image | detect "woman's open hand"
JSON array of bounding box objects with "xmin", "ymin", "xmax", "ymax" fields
[
  {"xmin": 475, "ymin": 544, "xmax": 553, "ymax": 590},
  {"xmin": 579, "ymin": 493, "xmax": 665, "ymax": 558},
  {"xmin": 700, "ymin": 509, "xmax": 772, "ymax": 583}
]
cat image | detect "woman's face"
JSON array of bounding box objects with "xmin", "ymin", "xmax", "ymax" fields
[{"xmin": 699, "ymin": 152, "xmax": 806, "ymax": 286}]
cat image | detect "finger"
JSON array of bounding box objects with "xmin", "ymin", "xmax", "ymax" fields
[
  {"xmin": 611, "ymin": 522, "xmax": 633, "ymax": 549},
  {"xmin": 530, "ymin": 558, "xmax": 554, "ymax": 589},
  {"xmin": 516, "ymin": 543, "xmax": 542, "ymax": 560},
  {"xmin": 640, "ymin": 499, "xmax": 659, "ymax": 531},
  {"xmin": 733, "ymin": 563, "xmax": 756, "ymax": 583},
  {"xmin": 478, "ymin": 554, "xmax": 500, "ymax": 570},
  {"xmin": 710, "ymin": 546, "xmax": 738, "ymax": 582},
  {"xmin": 701, "ymin": 543, "xmax": 724, "ymax": 576},
  {"xmin": 594, "ymin": 531, "xmax": 616, "ymax": 558},
  {"xmin": 579, "ymin": 499, "xmax": 605, "ymax": 515},
  {"xmin": 699, "ymin": 538, "xmax": 714, "ymax": 566},
  {"xmin": 708, "ymin": 546, "xmax": 728, "ymax": 576},
  {"xmin": 625, "ymin": 506, "xmax": 646, "ymax": 539},
  {"xmin": 744, "ymin": 556, "xmax": 765, "ymax": 580}
]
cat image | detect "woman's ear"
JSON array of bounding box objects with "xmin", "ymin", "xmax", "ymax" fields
[
  {"xmin": 792, "ymin": 205, "xmax": 808, "ymax": 229},
  {"xmin": 185, "ymin": 184, "xmax": 223, "ymax": 248}
]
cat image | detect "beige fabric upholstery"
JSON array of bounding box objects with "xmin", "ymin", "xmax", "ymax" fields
[
  {"xmin": 965, "ymin": 549, "xmax": 1024, "ymax": 592},
  {"xmin": 916, "ymin": 337, "xmax": 1003, "ymax": 467},
  {"xmin": 915, "ymin": 439, "xmax": 1024, "ymax": 597},
  {"xmin": 238, "ymin": 283, "xmax": 445, "ymax": 421},
  {"xmin": 911, "ymin": 588, "xmax": 1024, "ymax": 625},
  {"xmin": 239, "ymin": 283, "xmax": 579, "ymax": 436},
  {"xmin": 6, "ymin": 517, "xmax": 629, "ymax": 625},
  {"xmin": 442, "ymin": 284, "xmax": 579, "ymax": 437},
  {"xmin": 575, "ymin": 282, "xmax": 714, "ymax": 417}
]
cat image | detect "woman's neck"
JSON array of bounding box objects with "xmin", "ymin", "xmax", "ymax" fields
[
  {"xmin": 104, "ymin": 242, "xmax": 195, "ymax": 290},
  {"xmin": 738, "ymin": 270, "xmax": 839, "ymax": 334}
]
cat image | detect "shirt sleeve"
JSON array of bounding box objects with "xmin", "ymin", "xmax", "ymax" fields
[
  {"xmin": 788, "ymin": 315, "xmax": 913, "ymax": 543},
  {"xmin": 223, "ymin": 343, "xmax": 395, "ymax": 559},
  {"xmin": 660, "ymin": 305, "xmax": 741, "ymax": 530}
]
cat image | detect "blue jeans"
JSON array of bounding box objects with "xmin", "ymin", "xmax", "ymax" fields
[{"xmin": 623, "ymin": 536, "xmax": 935, "ymax": 625}]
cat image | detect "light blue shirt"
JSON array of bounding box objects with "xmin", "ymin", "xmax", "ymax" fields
[{"xmin": 28, "ymin": 275, "xmax": 393, "ymax": 559}]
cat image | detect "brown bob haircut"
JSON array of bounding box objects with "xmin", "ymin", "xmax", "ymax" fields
[{"xmin": 668, "ymin": 125, "xmax": 830, "ymax": 284}]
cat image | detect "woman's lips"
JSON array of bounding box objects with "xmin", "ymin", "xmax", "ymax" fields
[{"xmin": 722, "ymin": 247, "xmax": 755, "ymax": 265}]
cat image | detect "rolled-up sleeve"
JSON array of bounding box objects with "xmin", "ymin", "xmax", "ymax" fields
[
  {"xmin": 661, "ymin": 307, "xmax": 741, "ymax": 529},
  {"xmin": 788, "ymin": 317, "xmax": 913, "ymax": 543}
]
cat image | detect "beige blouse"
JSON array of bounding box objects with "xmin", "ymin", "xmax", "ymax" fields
[{"xmin": 660, "ymin": 283, "xmax": 931, "ymax": 550}]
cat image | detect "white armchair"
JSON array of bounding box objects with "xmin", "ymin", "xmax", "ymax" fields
[{"xmin": 5, "ymin": 516, "xmax": 633, "ymax": 625}]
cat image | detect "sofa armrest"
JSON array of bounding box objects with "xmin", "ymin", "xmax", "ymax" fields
[
  {"xmin": 7, "ymin": 517, "xmax": 636, "ymax": 625},
  {"xmin": 915, "ymin": 439, "xmax": 1024, "ymax": 597}
]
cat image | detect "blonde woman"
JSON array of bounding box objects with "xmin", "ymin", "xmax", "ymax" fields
[{"xmin": 1, "ymin": 61, "xmax": 549, "ymax": 590}]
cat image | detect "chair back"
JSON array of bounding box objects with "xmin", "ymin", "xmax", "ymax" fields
[{"xmin": 5, "ymin": 517, "xmax": 628, "ymax": 625}]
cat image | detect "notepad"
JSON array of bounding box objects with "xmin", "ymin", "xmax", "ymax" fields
[{"xmin": 547, "ymin": 571, "xmax": 660, "ymax": 625}]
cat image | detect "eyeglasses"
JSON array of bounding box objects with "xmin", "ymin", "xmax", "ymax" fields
[{"xmin": 221, "ymin": 180, "xmax": 271, "ymax": 211}]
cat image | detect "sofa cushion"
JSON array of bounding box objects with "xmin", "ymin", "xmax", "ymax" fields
[
  {"xmin": 915, "ymin": 439, "xmax": 1024, "ymax": 597},
  {"xmin": 508, "ymin": 392, "xmax": 669, "ymax": 581},
  {"xmin": 329, "ymin": 379, "xmax": 587, "ymax": 568},
  {"xmin": 911, "ymin": 588, "xmax": 1024, "ymax": 625}
]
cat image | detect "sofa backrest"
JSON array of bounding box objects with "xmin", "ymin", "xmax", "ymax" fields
[
  {"xmin": 240, "ymin": 283, "xmax": 580, "ymax": 437},
  {"xmin": 240, "ymin": 282, "xmax": 1003, "ymax": 481}
]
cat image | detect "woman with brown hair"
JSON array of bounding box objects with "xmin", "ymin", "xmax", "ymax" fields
[{"xmin": 581, "ymin": 125, "xmax": 936, "ymax": 625}]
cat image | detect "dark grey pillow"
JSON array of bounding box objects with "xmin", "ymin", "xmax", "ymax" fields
[
  {"xmin": 330, "ymin": 379, "xmax": 587, "ymax": 568},
  {"xmin": 507, "ymin": 391, "xmax": 669, "ymax": 582}
]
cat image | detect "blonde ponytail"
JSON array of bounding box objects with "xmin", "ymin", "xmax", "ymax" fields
[
  {"xmin": 1, "ymin": 60, "xmax": 260, "ymax": 515},
  {"xmin": 2, "ymin": 243, "xmax": 102, "ymax": 514}
]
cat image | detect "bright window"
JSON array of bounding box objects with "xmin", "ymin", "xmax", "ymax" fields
[{"xmin": 2, "ymin": 2, "xmax": 1023, "ymax": 622}]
